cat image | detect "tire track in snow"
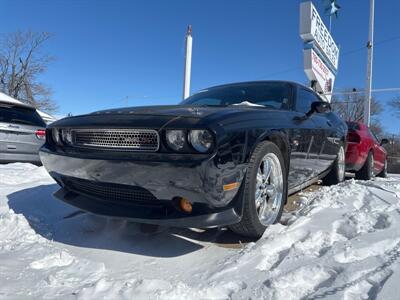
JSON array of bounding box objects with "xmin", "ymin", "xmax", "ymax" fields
[{"xmin": 306, "ymin": 242, "xmax": 400, "ymax": 299}]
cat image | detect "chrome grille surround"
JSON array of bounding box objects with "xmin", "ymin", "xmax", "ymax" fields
[{"xmin": 71, "ymin": 129, "xmax": 159, "ymax": 152}]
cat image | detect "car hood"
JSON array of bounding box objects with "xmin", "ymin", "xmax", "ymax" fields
[
  {"xmin": 50, "ymin": 104, "xmax": 278, "ymax": 129},
  {"xmin": 91, "ymin": 105, "xmax": 246, "ymax": 118}
]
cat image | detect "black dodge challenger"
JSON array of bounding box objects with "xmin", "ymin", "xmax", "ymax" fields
[{"xmin": 40, "ymin": 81, "xmax": 347, "ymax": 238}]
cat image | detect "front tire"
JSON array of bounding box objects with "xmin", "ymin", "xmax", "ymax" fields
[
  {"xmin": 229, "ymin": 141, "xmax": 287, "ymax": 239},
  {"xmin": 324, "ymin": 144, "xmax": 346, "ymax": 185},
  {"xmin": 355, "ymin": 151, "xmax": 374, "ymax": 180}
]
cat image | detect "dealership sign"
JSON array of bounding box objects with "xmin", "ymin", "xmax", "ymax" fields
[
  {"xmin": 304, "ymin": 48, "xmax": 335, "ymax": 101},
  {"xmin": 300, "ymin": 1, "xmax": 339, "ymax": 102},
  {"xmin": 300, "ymin": 1, "xmax": 339, "ymax": 71}
]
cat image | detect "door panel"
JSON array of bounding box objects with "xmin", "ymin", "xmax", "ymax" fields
[
  {"xmin": 369, "ymin": 130, "xmax": 385, "ymax": 173},
  {"xmin": 311, "ymin": 113, "xmax": 339, "ymax": 174},
  {"xmin": 287, "ymin": 87, "xmax": 324, "ymax": 190},
  {"xmin": 373, "ymin": 144, "xmax": 385, "ymax": 173},
  {"xmin": 288, "ymin": 112, "xmax": 317, "ymax": 190}
]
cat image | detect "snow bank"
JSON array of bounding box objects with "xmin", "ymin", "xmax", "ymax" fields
[{"xmin": 1, "ymin": 163, "xmax": 400, "ymax": 299}]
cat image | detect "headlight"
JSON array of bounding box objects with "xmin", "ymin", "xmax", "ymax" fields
[
  {"xmin": 61, "ymin": 129, "xmax": 73, "ymax": 145},
  {"xmin": 188, "ymin": 130, "xmax": 213, "ymax": 153},
  {"xmin": 52, "ymin": 128, "xmax": 62, "ymax": 145},
  {"xmin": 166, "ymin": 130, "xmax": 186, "ymax": 151}
]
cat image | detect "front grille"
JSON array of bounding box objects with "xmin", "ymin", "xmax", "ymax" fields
[
  {"xmin": 66, "ymin": 177, "xmax": 160, "ymax": 206},
  {"xmin": 72, "ymin": 129, "xmax": 159, "ymax": 152}
]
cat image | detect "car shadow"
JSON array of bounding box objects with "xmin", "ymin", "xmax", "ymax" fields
[{"xmin": 7, "ymin": 184, "xmax": 250, "ymax": 258}]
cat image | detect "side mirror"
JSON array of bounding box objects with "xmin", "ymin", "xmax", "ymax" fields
[
  {"xmin": 380, "ymin": 138, "xmax": 389, "ymax": 145},
  {"xmin": 311, "ymin": 101, "xmax": 331, "ymax": 114},
  {"xmin": 304, "ymin": 101, "xmax": 331, "ymax": 118}
]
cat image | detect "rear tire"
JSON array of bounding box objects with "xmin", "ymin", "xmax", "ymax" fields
[
  {"xmin": 377, "ymin": 159, "xmax": 388, "ymax": 178},
  {"xmin": 355, "ymin": 151, "xmax": 374, "ymax": 180},
  {"xmin": 324, "ymin": 144, "xmax": 345, "ymax": 185},
  {"xmin": 229, "ymin": 141, "xmax": 287, "ymax": 239}
]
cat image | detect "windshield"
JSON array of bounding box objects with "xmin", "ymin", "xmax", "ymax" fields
[{"xmin": 182, "ymin": 82, "xmax": 291, "ymax": 110}]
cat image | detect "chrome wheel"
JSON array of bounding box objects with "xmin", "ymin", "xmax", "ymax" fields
[
  {"xmin": 255, "ymin": 153, "xmax": 283, "ymax": 226},
  {"xmin": 338, "ymin": 146, "xmax": 345, "ymax": 182}
]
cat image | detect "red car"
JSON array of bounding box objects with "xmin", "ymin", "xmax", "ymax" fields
[{"xmin": 345, "ymin": 121, "xmax": 389, "ymax": 180}]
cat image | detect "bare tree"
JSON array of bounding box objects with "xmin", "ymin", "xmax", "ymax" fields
[
  {"xmin": 331, "ymin": 88, "xmax": 383, "ymax": 135},
  {"xmin": 0, "ymin": 31, "xmax": 57, "ymax": 112},
  {"xmin": 389, "ymin": 96, "xmax": 400, "ymax": 117}
]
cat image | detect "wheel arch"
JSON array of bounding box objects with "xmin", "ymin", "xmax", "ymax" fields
[{"xmin": 249, "ymin": 130, "xmax": 290, "ymax": 178}]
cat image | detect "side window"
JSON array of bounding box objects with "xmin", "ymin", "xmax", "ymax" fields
[{"xmin": 296, "ymin": 88, "xmax": 319, "ymax": 114}]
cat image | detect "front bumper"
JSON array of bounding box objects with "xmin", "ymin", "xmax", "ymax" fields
[
  {"xmin": 39, "ymin": 148, "xmax": 246, "ymax": 227},
  {"xmin": 53, "ymin": 187, "xmax": 241, "ymax": 227}
]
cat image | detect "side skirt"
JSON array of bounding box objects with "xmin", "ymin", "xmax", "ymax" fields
[{"xmin": 288, "ymin": 169, "xmax": 330, "ymax": 196}]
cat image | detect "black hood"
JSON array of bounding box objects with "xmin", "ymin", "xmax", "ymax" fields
[
  {"xmin": 91, "ymin": 105, "xmax": 249, "ymax": 118},
  {"xmin": 50, "ymin": 104, "xmax": 277, "ymax": 129}
]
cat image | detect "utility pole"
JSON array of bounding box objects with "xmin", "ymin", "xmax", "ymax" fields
[
  {"xmin": 183, "ymin": 25, "xmax": 193, "ymax": 100},
  {"xmin": 364, "ymin": 0, "xmax": 375, "ymax": 126}
]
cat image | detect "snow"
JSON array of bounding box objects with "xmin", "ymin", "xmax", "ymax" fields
[
  {"xmin": 0, "ymin": 92, "xmax": 23, "ymax": 105},
  {"xmin": 1, "ymin": 163, "xmax": 400, "ymax": 299},
  {"xmin": 232, "ymin": 101, "xmax": 265, "ymax": 107}
]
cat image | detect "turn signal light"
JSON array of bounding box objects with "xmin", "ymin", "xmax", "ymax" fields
[
  {"xmin": 179, "ymin": 197, "xmax": 193, "ymax": 213},
  {"xmin": 223, "ymin": 182, "xmax": 240, "ymax": 191}
]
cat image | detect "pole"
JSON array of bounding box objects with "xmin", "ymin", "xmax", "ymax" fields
[
  {"xmin": 364, "ymin": 0, "xmax": 375, "ymax": 126},
  {"xmin": 183, "ymin": 25, "xmax": 193, "ymax": 100}
]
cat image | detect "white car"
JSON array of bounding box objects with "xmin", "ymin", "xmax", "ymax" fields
[{"xmin": 0, "ymin": 93, "xmax": 47, "ymax": 164}]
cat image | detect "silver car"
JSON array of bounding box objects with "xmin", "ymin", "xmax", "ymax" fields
[{"xmin": 0, "ymin": 101, "xmax": 46, "ymax": 164}]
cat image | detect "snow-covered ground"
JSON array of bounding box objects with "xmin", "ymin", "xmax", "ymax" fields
[{"xmin": 1, "ymin": 163, "xmax": 400, "ymax": 299}]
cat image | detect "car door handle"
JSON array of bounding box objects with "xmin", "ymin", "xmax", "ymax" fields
[{"xmin": 326, "ymin": 120, "xmax": 332, "ymax": 127}]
